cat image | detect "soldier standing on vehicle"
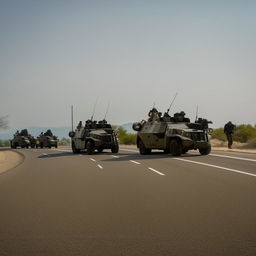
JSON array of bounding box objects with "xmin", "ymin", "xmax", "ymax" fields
[{"xmin": 224, "ymin": 121, "xmax": 236, "ymax": 149}]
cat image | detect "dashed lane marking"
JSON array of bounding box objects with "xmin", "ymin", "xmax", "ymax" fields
[
  {"xmin": 174, "ymin": 158, "xmax": 256, "ymax": 177},
  {"xmin": 129, "ymin": 160, "xmax": 141, "ymax": 165},
  {"xmin": 90, "ymin": 158, "xmax": 96, "ymax": 162},
  {"xmin": 97, "ymin": 164, "xmax": 103, "ymax": 169},
  {"xmin": 148, "ymin": 167, "xmax": 165, "ymax": 176},
  {"xmin": 111, "ymin": 155, "xmax": 119, "ymax": 158}
]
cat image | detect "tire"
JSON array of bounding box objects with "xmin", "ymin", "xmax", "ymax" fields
[
  {"xmin": 138, "ymin": 140, "xmax": 151, "ymax": 155},
  {"xmin": 170, "ymin": 139, "xmax": 182, "ymax": 156},
  {"xmin": 86, "ymin": 141, "xmax": 95, "ymax": 155},
  {"xmin": 55, "ymin": 145, "xmax": 58, "ymax": 148},
  {"xmin": 97, "ymin": 147, "xmax": 104, "ymax": 153},
  {"xmin": 40, "ymin": 143, "xmax": 43, "ymax": 149},
  {"xmin": 69, "ymin": 131, "xmax": 75, "ymax": 138},
  {"xmin": 164, "ymin": 148, "xmax": 170, "ymax": 154},
  {"xmin": 72, "ymin": 141, "xmax": 80, "ymax": 154},
  {"xmin": 111, "ymin": 144, "xmax": 119, "ymax": 153},
  {"xmin": 48, "ymin": 146, "xmax": 51, "ymax": 149},
  {"xmin": 182, "ymin": 148, "xmax": 188, "ymax": 154},
  {"xmin": 132, "ymin": 122, "xmax": 142, "ymax": 131},
  {"xmin": 199, "ymin": 144, "xmax": 211, "ymax": 155}
]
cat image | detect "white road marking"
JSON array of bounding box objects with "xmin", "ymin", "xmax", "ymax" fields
[
  {"xmin": 90, "ymin": 158, "xmax": 96, "ymax": 162},
  {"xmin": 41, "ymin": 153, "xmax": 48, "ymax": 157},
  {"xmin": 174, "ymin": 158, "xmax": 256, "ymax": 177},
  {"xmin": 130, "ymin": 160, "xmax": 141, "ymax": 165},
  {"xmin": 97, "ymin": 164, "xmax": 103, "ymax": 169},
  {"xmin": 111, "ymin": 155, "xmax": 119, "ymax": 158},
  {"xmin": 148, "ymin": 167, "xmax": 165, "ymax": 176},
  {"xmin": 120, "ymin": 148, "xmax": 138, "ymax": 153},
  {"xmin": 53, "ymin": 149, "xmax": 72, "ymax": 152},
  {"xmin": 210, "ymin": 153, "xmax": 256, "ymax": 162}
]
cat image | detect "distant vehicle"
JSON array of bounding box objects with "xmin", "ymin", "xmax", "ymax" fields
[
  {"xmin": 69, "ymin": 120, "xmax": 119, "ymax": 155},
  {"xmin": 133, "ymin": 108, "xmax": 212, "ymax": 156},
  {"xmin": 10, "ymin": 129, "xmax": 31, "ymax": 148},
  {"xmin": 28, "ymin": 135, "xmax": 37, "ymax": 148},
  {"xmin": 36, "ymin": 129, "xmax": 58, "ymax": 148}
]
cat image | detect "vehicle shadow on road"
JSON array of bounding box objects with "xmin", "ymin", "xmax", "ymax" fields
[
  {"xmin": 103, "ymin": 152, "xmax": 201, "ymax": 162},
  {"xmin": 38, "ymin": 152, "xmax": 75, "ymax": 158}
]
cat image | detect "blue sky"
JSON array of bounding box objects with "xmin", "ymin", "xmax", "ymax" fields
[{"xmin": 1, "ymin": 0, "xmax": 256, "ymax": 129}]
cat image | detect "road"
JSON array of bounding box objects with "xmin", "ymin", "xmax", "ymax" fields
[{"xmin": 0, "ymin": 147, "xmax": 255, "ymax": 256}]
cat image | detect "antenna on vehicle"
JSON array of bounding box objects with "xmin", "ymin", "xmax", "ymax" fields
[
  {"xmin": 71, "ymin": 105, "xmax": 74, "ymax": 131},
  {"xmin": 91, "ymin": 97, "xmax": 99, "ymax": 121},
  {"xmin": 166, "ymin": 92, "xmax": 178, "ymax": 115},
  {"xmin": 195, "ymin": 105, "xmax": 198, "ymax": 122},
  {"xmin": 103, "ymin": 102, "xmax": 110, "ymax": 120}
]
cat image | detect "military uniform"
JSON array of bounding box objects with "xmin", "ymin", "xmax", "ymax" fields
[{"xmin": 224, "ymin": 121, "xmax": 236, "ymax": 149}]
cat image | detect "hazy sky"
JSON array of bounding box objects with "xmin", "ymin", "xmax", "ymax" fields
[{"xmin": 1, "ymin": 0, "xmax": 256, "ymax": 129}]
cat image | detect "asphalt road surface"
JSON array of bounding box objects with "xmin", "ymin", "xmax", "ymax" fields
[{"xmin": 0, "ymin": 147, "xmax": 255, "ymax": 256}]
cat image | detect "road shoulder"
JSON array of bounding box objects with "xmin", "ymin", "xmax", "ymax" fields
[{"xmin": 0, "ymin": 149, "xmax": 24, "ymax": 174}]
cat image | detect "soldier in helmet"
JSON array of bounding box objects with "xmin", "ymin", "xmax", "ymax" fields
[
  {"xmin": 44, "ymin": 129, "xmax": 53, "ymax": 136},
  {"xmin": 148, "ymin": 108, "xmax": 159, "ymax": 122},
  {"xmin": 224, "ymin": 121, "xmax": 236, "ymax": 149},
  {"xmin": 77, "ymin": 121, "xmax": 83, "ymax": 130}
]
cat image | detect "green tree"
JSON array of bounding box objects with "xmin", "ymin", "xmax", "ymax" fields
[{"xmin": 115, "ymin": 126, "xmax": 136, "ymax": 145}]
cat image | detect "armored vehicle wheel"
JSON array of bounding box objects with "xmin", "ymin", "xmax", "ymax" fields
[
  {"xmin": 182, "ymin": 148, "xmax": 188, "ymax": 154},
  {"xmin": 199, "ymin": 144, "xmax": 211, "ymax": 155},
  {"xmin": 164, "ymin": 148, "xmax": 170, "ymax": 154},
  {"xmin": 97, "ymin": 147, "xmax": 103, "ymax": 153},
  {"xmin": 111, "ymin": 144, "xmax": 119, "ymax": 153},
  {"xmin": 55, "ymin": 145, "xmax": 58, "ymax": 148},
  {"xmin": 86, "ymin": 141, "xmax": 95, "ymax": 155},
  {"xmin": 138, "ymin": 141, "xmax": 151, "ymax": 155},
  {"xmin": 26, "ymin": 145, "xmax": 29, "ymax": 149},
  {"xmin": 40, "ymin": 143, "xmax": 43, "ymax": 149},
  {"xmin": 170, "ymin": 140, "xmax": 182, "ymax": 156},
  {"xmin": 72, "ymin": 141, "xmax": 80, "ymax": 154},
  {"xmin": 132, "ymin": 122, "xmax": 142, "ymax": 131}
]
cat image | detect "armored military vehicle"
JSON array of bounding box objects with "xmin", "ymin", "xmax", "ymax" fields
[
  {"xmin": 133, "ymin": 108, "xmax": 212, "ymax": 156},
  {"xmin": 69, "ymin": 120, "xmax": 119, "ymax": 155},
  {"xmin": 10, "ymin": 129, "xmax": 31, "ymax": 148},
  {"xmin": 36, "ymin": 129, "xmax": 58, "ymax": 148}
]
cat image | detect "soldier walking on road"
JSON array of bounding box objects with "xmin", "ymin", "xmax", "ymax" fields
[{"xmin": 224, "ymin": 121, "xmax": 236, "ymax": 149}]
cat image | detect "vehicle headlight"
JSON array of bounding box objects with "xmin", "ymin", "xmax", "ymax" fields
[{"xmin": 181, "ymin": 131, "xmax": 190, "ymax": 137}]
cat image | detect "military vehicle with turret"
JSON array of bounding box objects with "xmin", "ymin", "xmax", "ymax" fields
[
  {"xmin": 69, "ymin": 120, "xmax": 119, "ymax": 154},
  {"xmin": 36, "ymin": 129, "xmax": 58, "ymax": 148},
  {"xmin": 10, "ymin": 129, "xmax": 32, "ymax": 148},
  {"xmin": 133, "ymin": 108, "xmax": 212, "ymax": 156}
]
